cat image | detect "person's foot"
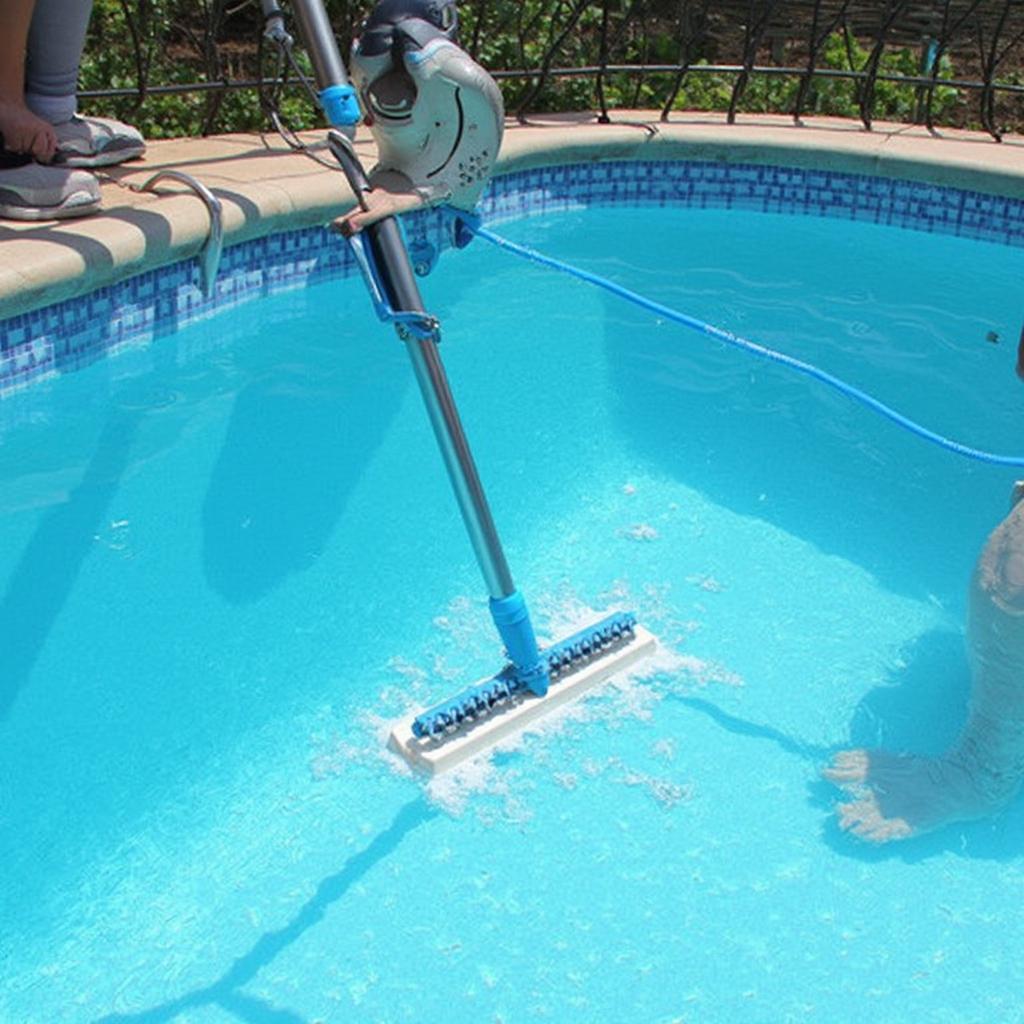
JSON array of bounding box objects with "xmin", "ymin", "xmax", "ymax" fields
[
  {"xmin": 0, "ymin": 156, "xmax": 101, "ymax": 220},
  {"xmin": 52, "ymin": 115, "xmax": 145, "ymax": 168}
]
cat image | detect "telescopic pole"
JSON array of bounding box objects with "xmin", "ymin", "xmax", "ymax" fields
[{"xmin": 269, "ymin": 0, "xmax": 545, "ymax": 689}]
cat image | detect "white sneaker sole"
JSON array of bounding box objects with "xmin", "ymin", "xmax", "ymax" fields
[
  {"xmin": 54, "ymin": 142, "xmax": 147, "ymax": 169},
  {"xmin": 0, "ymin": 190, "xmax": 102, "ymax": 221}
]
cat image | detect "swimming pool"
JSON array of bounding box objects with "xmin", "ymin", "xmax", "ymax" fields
[{"xmin": 3, "ymin": 163, "xmax": 1024, "ymax": 1022}]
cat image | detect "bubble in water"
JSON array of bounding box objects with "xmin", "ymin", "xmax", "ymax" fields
[
  {"xmin": 622, "ymin": 523, "xmax": 659, "ymax": 542},
  {"xmin": 687, "ymin": 573, "xmax": 726, "ymax": 593},
  {"xmin": 619, "ymin": 769, "xmax": 695, "ymax": 809}
]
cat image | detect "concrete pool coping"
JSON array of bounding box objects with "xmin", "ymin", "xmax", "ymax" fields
[{"xmin": 0, "ymin": 110, "xmax": 1022, "ymax": 321}]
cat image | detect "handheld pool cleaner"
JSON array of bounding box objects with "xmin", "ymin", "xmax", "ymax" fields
[{"xmin": 270, "ymin": 0, "xmax": 655, "ymax": 774}]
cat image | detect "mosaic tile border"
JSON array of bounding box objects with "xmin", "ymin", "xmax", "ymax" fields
[{"xmin": 3, "ymin": 158, "xmax": 1024, "ymax": 398}]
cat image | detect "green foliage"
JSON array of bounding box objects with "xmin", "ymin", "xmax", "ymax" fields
[
  {"xmin": 670, "ymin": 62, "xmax": 735, "ymax": 112},
  {"xmin": 80, "ymin": 0, "xmax": 322, "ymax": 138},
  {"xmin": 791, "ymin": 32, "xmax": 960, "ymax": 123},
  {"xmin": 72, "ymin": 1, "xmax": 986, "ymax": 137},
  {"xmin": 651, "ymin": 31, "xmax": 963, "ymax": 124}
]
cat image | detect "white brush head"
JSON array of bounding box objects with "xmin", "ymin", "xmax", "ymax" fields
[{"xmin": 388, "ymin": 625, "xmax": 657, "ymax": 775}]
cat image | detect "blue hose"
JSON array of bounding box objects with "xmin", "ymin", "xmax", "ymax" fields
[{"xmin": 470, "ymin": 223, "xmax": 1024, "ymax": 469}]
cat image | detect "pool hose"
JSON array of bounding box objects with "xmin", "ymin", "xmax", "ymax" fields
[{"xmin": 462, "ymin": 219, "xmax": 1024, "ymax": 470}]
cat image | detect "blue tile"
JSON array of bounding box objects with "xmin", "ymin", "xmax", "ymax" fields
[{"xmin": 3, "ymin": 159, "xmax": 1023, "ymax": 395}]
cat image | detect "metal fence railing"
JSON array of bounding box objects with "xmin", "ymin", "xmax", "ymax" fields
[{"xmin": 80, "ymin": 0, "xmax": 1024, "ymax": 141}]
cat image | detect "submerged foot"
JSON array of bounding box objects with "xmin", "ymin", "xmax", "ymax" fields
[{"xmin": 823, "ymin": 747, "xmax": 1010, "ymax": 843}]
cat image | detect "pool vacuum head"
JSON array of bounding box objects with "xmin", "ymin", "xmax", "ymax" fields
[{"xmin": 389, "ymin": 612, "xmax": 657, "ymax": 775}]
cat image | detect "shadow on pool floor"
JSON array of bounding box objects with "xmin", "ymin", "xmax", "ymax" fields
[{"xmin": 94, "ymin": 797, "xmax": 435, "ymax": 1024}]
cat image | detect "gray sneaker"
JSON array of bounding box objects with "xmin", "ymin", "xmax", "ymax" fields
[
  {"xmin": 0, "ymin": 162, "xmax": 101, "ymax": 220},
  {"xmin": 52, "ymin": 115, "xmax": 146, "ymax": 168}
]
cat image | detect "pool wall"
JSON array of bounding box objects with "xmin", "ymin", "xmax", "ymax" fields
[{"xmin": 3, "ymin": 123, "xmax": 1024, "ymax": 399}]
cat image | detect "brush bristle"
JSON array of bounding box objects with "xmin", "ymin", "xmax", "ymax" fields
[{"xmin": 388, "ymin": 624, "xmax": 657, "ymax": 775}]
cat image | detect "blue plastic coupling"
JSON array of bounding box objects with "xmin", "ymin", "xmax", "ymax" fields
[
  {"xmin": 319, "ymin": 84, "xmax": 360, "ymax": 128},
  {"xmin": 489, "ymin": 591, "xmax": 549, "ymax": 697}
]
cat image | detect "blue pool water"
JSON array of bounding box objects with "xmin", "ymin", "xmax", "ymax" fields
[{"xmin": 3, "ymin": 202, "xmax": 1024, "ymax": 1022}]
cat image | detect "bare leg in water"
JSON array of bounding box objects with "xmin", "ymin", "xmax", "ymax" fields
[{"xmin": 824, "ymin": 483, "xmax": 1024, "ymax": 842}]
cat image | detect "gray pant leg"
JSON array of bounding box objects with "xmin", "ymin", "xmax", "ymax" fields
[{"xmin": 24, "ymin": 0, "xmax": 95, "ymax": 124}]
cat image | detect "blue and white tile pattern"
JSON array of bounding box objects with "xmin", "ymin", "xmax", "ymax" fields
[{"xmin": 3, "ymin": 160, "xmax": 1023, "ymax": 397}]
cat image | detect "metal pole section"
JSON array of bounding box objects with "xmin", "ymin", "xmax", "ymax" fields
[
  {"xmin": 364, "ymin": 218, "xmax": 517, "ymax": 601},
  {"xmin": 288, "ymin": 0, "xmax": 351, "ymax": 89},
  {"xmin": 405, "ymin": 335, "xmax": 517, "ymax": 600},
  {"xmin": 287, "ymin": 0, "xmax": 521, "ymax": 603}
]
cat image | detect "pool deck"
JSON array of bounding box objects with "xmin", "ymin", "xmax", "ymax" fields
[{"xmin": 0, "ymin": 110, "xmax": 1022, "ymax": 321}]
